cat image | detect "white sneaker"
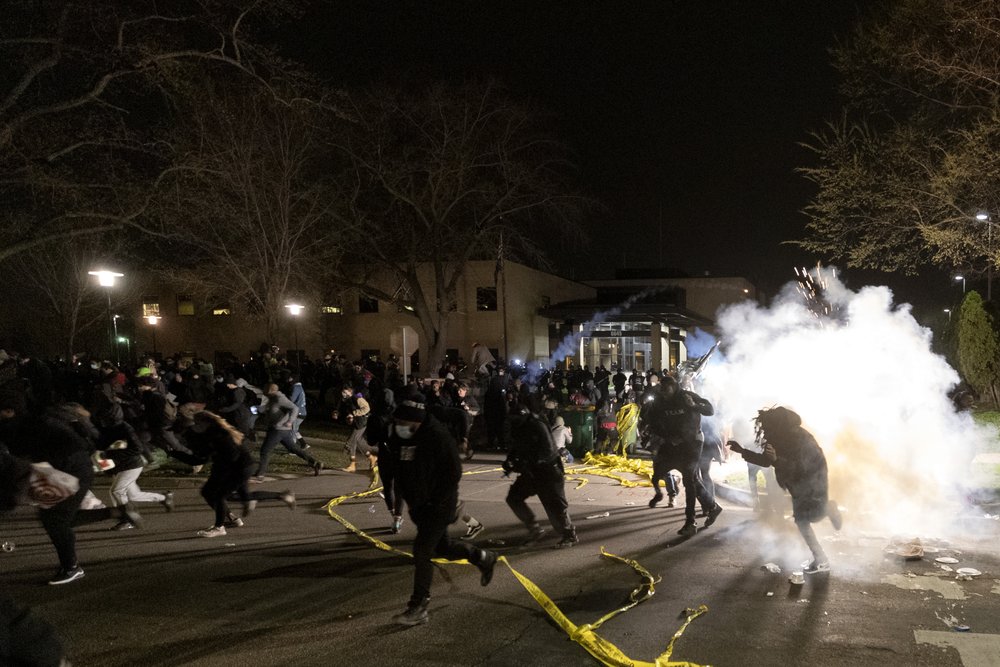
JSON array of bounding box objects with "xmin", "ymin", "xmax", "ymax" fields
[
  {"xmin": 224, "ymin": 517, "xmax": 244, "ymax": 528},
  {"xmin": 197, "ymin": 526, "xmax": 227, "ymax": 538}
]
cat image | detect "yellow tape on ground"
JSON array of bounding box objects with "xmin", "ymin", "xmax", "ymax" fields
[{"xmin": 325, "ymin": 473, "xmax": 707, "ymax": 667}]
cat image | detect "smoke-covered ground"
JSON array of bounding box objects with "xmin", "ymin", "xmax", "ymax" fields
[{"xmin": 695, "ymin": 270, "xmax": 996, "ymax": 541}]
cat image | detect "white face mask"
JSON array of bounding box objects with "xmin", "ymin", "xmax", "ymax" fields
[{"xmin": 394, "ymin": 424, "xmax": 417, "ymax": 440}]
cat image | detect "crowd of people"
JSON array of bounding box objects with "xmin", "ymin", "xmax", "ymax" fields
[{"xmin": 0, "ymin": 342, "xmax": 847, "ymax": 631}]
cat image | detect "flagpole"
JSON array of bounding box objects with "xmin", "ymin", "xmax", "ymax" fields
[{"xmin": 500, "ymin": 230, "xmax": 509, "ymax": 362}]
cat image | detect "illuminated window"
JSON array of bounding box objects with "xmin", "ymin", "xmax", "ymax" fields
[
  {"xmin": 142, "ymin": 298, "xmax": 160, "ymax": 318},
  {"xmin": 212, "ymin": 307, "xmax": 231, "ymax": 316},
  {"xmin": 476, "ymin": 287, "xmax": 497, "ymax": 311},
  {"xmin": 320, "ymin": 306, "xmax": 342, "ymax": 314},
  {"xmin": 177, "ymin": 295, "xmax": 194, "ymax": 316}
]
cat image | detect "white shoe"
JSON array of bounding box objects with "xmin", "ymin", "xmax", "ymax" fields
[{"xmin": 197, "ymin": 526, "xmax": 227, "ymax": 538}]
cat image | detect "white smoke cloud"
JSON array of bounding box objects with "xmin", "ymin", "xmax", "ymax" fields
[{"xmin": 697, "ymin": 269, "xmax": 994, "ymax": 538}]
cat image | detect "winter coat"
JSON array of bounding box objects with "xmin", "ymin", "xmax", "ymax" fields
[
  {"xmin": 392, "ymin": 415, "xmax": 462, "ymax": 522},
  {"xmin": 261, "ymin": 391, "xmax": 298, "ymax": 431},
  {"xmin": 739, "ymin": 426, "xmax": 829, "ymax": 523}
]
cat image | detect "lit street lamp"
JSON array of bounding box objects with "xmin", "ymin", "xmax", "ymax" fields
[
  {"xmin": 944, "ymin": 308, "xmax": 952, "ymax": 322},
  {"xmin": 285, "ymin": 303, "xmax": 304, "ymax": 370},
  {"xmin": 955, "ymin": 274, "xmax": 966, "ymax": 293},
  {"xmin": 88, "ymin": 269, "xmax": 123, "ymax": 363},
  {"xmin": 146, "ymin": 315, "xmax": 159, "ymax": 355},
  {"xmin": 976, "ymin": 212, "xmax": 993, "ymax": 301}
]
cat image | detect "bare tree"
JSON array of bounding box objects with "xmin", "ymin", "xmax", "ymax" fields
[
  {"xmin": 150, "ymin": 81, "xmax": 348, "ymax": 340},
  {"xmin": 800, "ymin": 1, "xmax": 1000, "ymax": 278},
  {"xmin": 1, "ymin": 233, "xmax": 139, "ymax": 359},
  {"xmin": 332, "ymin": 80, "xmax": 589, "ymax": 367},
  {"xmin": 0, "ymin": 0, "xmax": 307, "ymax": 263}
]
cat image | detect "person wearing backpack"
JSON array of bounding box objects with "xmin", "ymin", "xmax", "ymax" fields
[{"xmin": 334, "ymin": 387, "xmax": 373, "ymax": 473}]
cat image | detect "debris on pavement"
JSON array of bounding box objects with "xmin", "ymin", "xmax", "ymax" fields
[
  {"xmin": 761, "ymin": 562, "xmax": 781, "ymax": 574},
  {"xmin": 585, "ymin": 512, "xmax": 610, "ymax": 520}
]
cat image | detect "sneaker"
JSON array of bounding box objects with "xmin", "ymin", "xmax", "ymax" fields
[
  {"xmin": 803, "ymin": 560, "xmax": 831, "ymax": 574},
  {"xmin": 110, "ymin": 520, "xmax": 135, "ymax": 531},
  {"xmin": 224, "ymin": 517, "xmax": 244, "ymax": 528},
  {"xmin": 391, "ymin": 515, "xmax": 404, "ymax": 534},
  {"xmin": 523, "ymin": 525, "xmax": 546, "ymax": 545},
  {"xmin": 312, "ymin": 461, "xmax": 324, "ymax": 476},
  {"xmin": 667, "ymin": 495, "xmax": 676, "ymax": 508},
  {"xmin": 704, "ymin": 504, "xmax": 723, "ymax": 527},
  {"xmin": 162, "ymin": 491, "xmax": 174, "ymax": 512},
  {"xmin": 242, "ymin": 500, "xmax": 258, "ymax": 518},
  {"xmin": 461, "ymin": 521, "xmax": 484, "ymax": 540},
  {"xmin": 191, "ymin": 465, "xmax": 204, "ymax": 474},
  {"xmin": 197, "ymin": 525, "xmax": 227, "ymax": 538},
  {"xmin": 249, "ymin": 475, "xmax": 265, "ymax": 484},
  {"xmin": 555, "ymin": 534, "xmax": 579, "ymax": 549},
  {"xmin": 828, "ymin": 501, "xmax": 843, "ymax": 531},
  {"xmin": 648, "ymin": 494, "xmax": 663, "ymax": 508},
  {"xmin": 394, "ymin": 603, "xmax": 429, "ymax": 626},
  {"xmin": 464, "ymin": 448, "xmax": 475, "ymax": 462},
  {"xmin": 280, "ymin": 492, "xmax": 296, "ymax": 511},
  {"xmin": 48, "ymin": 566, "xmax": 85, "ymax": 585},
  {"xmin": 476, "ymin": 550, "xmax": 498, "ymax": 586},
  {"xmin": 678, "ymin": 521, "xmax": 697, "ymax": 537},
  {"xmin": 122, "ymin": 503, "xmax": 144, "ymax": 528}
]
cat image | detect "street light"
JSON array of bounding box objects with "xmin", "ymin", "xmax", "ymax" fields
[
  {"xmin": 944, "ymin": 308, "xmax": 952, "ymax": 322},
  {"xmin": 88, "ymin": 269, "xmax": 124, "ymax": 363},
  {"xmin": 146, "ymin": 315, "xmax": 159, "ymax": 355},
  {"xmin": 955, "ymin": 275, "xmax": 966, "ymax": 293},
  {"xmin": 977, "ymin": 212, "xmax": 993, "ymax": 301},
  {"xmin": 285, "ymin": 303, "xmax": 304, "ymax": 370}
]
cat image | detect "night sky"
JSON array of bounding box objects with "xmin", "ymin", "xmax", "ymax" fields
[{"xmin": 293, "ymin": 1, "xmax": 955, "ymax": 312}]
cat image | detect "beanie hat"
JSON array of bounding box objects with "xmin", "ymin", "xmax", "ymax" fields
[
  {"xmin": 136, "ymin": 367, "xmax": 153, "ymax": 378},
  {"xmin": 394, "ymin": 391, "xmax": 426, "ymax": 423}
]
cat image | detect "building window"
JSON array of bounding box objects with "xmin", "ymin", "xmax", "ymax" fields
[
  {"xmin": 397, "ymin": 304, "xmax": 415, "ymax": 313},
  {"xmin": 320, "ymin": 306, "xmax": 342, "ymax": 314},
  {"xmin": 476, "ymin": 287, "xmax": 497, "ymax": 311},
  {"xmin": 141, "ymin": 298, "xmax": 160, "ymax": 318},
  {"xmin": 212, "ymin": 307, "xmax": 231, "ymax": 316},
  {"xmin": 177, "ymin": 295, "xmax": 194, "ymax": 316},
  {"xmin": 359, "ymin": 296, "xmax": 379, "ymax": 313}
]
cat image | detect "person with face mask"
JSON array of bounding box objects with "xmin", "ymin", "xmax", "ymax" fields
[
  {"xmin": 387, "ymin": 390, "xmax": 498, "ymax": 626},
  {"xmin": 727, "ymin": 407, "xmax": 843, "ymax": 574}
]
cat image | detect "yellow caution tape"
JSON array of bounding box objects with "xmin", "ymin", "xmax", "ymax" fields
[
  {"xmin": 324, "ymin": 461, "xmax": 708, "ymax": 666},
  {"xmin": 567, "ymin": 476, "xmax": 590, "ymax": 490}
]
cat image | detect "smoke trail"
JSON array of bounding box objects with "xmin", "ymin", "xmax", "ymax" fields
[
  {"xmin": 697, "ymin": 269, "xmax": 993, "ymax": 538},
  {"xmin": 526, "ymin": 286, "xmax": 673, "ymax": 384}
]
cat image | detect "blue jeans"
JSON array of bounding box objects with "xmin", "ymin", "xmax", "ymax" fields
[{"xmin": 256, "ymin": 429, "xmax": 316, "ymax": 476}]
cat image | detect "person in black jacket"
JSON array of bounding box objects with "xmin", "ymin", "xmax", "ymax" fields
[
  {"xmin": 0, "ymin": 391, "xmax": 140, "ymax": 585},
  {"xmin": 503, "ymin": 407, "xmax": 578, "ymax": 548},
  {"xmin": 644, "ymin": 375, "xmax": 722, "ymax": 537},
  {"xmin": 728, "ymin": 406, "xmax": 843, "ymax": 574},
  {"xmin": 187, "ymin": 411, "xmax": 256, "ymax": 538},
  {"xmin": 215, "ymin": 375, "xmax": 253, "ymax": 438},
  {"xmin": 388, "ymin": 391, "xmax": 498, "ymax": 626}
]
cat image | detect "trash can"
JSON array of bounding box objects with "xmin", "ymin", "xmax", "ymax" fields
[{"xmin": 561, "ymin": 405, "xmax": 595, "ymax": 458}]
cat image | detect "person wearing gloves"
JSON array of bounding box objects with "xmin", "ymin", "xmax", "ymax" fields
[
  {"xmin": 388, "ymin": 390, "xmax": 498, "ymax": 626},
  {"xmin": 503, "ymin": 407, "xmax": 578, "ymax": 548},
  {"xmin": 549, "ymin": 415, "xmax": 574, "ymax": 463},
  {"xmin": 727, "ymin": 406, "xmax": 843, "ymax": 574}
]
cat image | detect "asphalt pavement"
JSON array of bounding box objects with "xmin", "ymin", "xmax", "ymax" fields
[{"xmin": 4, "ymin": 447, "xmax": 1000, "ymax": 667}]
